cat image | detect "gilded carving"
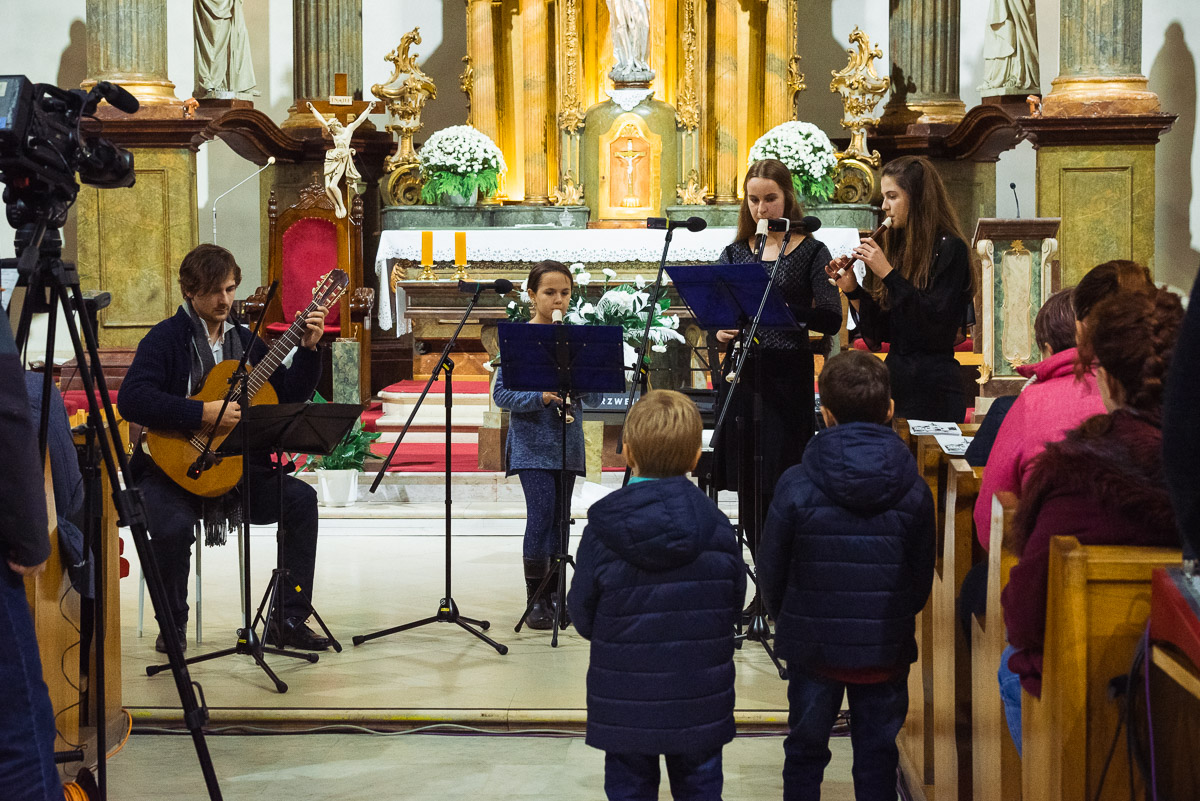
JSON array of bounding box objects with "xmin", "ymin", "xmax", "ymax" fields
[
  {"xmin": 460, "ymin": 55, "xmax": 474, "ymax": 120},
  {"xmin": 554, "ymin": 173, "xmax": 585, "ymax": 206},
  {"xmin": 675, "ymin": 0, "xmax": 701, "ymax": 131},
  {"xmin": 676, "ymin": 170, "xmax": 708, "ymax": 205},
  {"xmin": 371, "ymin": 29, "xmax": 438, "ymax": 204},
  {"xmin": 830, "ymin": 27, "xmax": 889, "ymax": 201},
  {"xmin": 558, "ymin": 0, "xmax": 585, "ymax": 133},
  {"xmin": 786, "ymin": 0, "xmax": 805, "ymax": 107}
]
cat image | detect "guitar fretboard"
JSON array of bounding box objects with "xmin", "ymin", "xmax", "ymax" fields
[{"xmin": 243, "ymin": 277, "xmax": 346, "ymax": 401}]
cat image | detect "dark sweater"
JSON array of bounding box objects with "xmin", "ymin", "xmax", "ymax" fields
[
  {"xmin": 1164, "ymin": 274, "xmax": 1200, "ymax": 561},
  {"xmin": 118, "ymin": 308, "xmax": 322, "ymax": 472},
  {"xmin": 568, "ymin": 476, "xmax": 745, "ymax": 755},
  {"xmin": 759, "ymin": 422, "xmax": 936, "ymax": 672},
  {"xmin": 1003, "ymin": 410, "xmax": 1178, "ymax": 695},
  {"xmin": 0, "ymin": 312, "xmax": 50, "ymax": 568}
]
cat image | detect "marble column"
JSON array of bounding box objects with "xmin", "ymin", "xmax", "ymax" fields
[
  {"xmin": 84, "ymin": 0, "xmax": 179, "ymax": 113},
  {"xmin": 521, "ymin": 0, "xmax": 550, "ymax": 204},
  {"xmin": 763, "ymin": 0, "xmax": 792, "ymax": 127},
  {"xmin": 468, "ymin": 0, "xmax": 501, "ymax": 142},
  {"xmin": 1042, "ymin": 0, "xmax": 1158, "ymax": 115},
  {"xmin": 880, "ymin": 0, "xmax": 966, "ymax": 131},
  {"xmin": 293, "ymin": 0, "xmax": 363, "ymax": 102},
  {"xmin": 713, "ymin": 0, "xmax": 739, "ymax": 203}
]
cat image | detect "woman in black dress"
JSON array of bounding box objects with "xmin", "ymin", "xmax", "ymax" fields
[
  {"xmin": 827, "ymin": 155, "xmax": 975, "ymax": 423},
  {"xmin": 713, "ymin": 159, "xmax": 842, "ymax": 550}
]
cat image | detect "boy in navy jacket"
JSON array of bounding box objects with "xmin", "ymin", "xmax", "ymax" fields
[
  {"xmin": 759, "ymin": 351, "xmax": 935, "ymax": 801},
  {"xmin": 569, "ymin": 390, "xmax": 745, "ymax": 801}
]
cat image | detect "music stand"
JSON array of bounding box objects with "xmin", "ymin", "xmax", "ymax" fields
[
  {"xmin": 147, "ymin": 402, "xmax": 360, "ymax": 693},
  {"xmin": 498, "ymin": 322, "xmax": 626, "ymax": 647},
  {"xmin": 666, "ymin": 261, "xmax": 799, "ymax": 679}
]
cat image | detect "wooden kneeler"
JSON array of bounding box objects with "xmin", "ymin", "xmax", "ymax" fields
[{"xmin": 971, "ymin": 491, "xmax": 1021, "ymax": 801}]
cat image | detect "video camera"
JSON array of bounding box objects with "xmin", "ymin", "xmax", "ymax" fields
[{"xmin": 0, "ymin": 75, "xmax": 137, "ymax": 231}]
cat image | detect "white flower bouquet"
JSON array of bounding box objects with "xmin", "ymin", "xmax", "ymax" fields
[
  {"xmin": 418, "ymin": 125, "xmax": 507, "ymax": 204},
  {"xmin": 747, "ymin": 121, "xmax": 839, "ymax": 203},
  {"xmin": 505, "ymin": 263, "xmax": 684, "ymax": 365}
]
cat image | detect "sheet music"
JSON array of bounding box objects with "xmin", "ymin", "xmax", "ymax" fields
[
  {"xmin": 934, "ymin": 434, "xmax": 973, "ymax": 456},
  {"xmin": 907, "ymin": 419, "xmax": 962, "ymax": 435}
]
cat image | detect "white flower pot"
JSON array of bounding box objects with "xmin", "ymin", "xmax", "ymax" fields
[{"xmin": 316, "ymin": 469, "xmax": 359, "ymax": 507}]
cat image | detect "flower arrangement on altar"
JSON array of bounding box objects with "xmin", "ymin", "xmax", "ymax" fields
[
  {"xmin": 418, "ymin": 124, "xmax": 507, "ymax": 204},
  {"xmin": 503, "ymin": 263, "xmax": 685, "ymax": 367},
  {"xmin": 747, "ymin": 121, "xmax": 839, "ymax": 203}
]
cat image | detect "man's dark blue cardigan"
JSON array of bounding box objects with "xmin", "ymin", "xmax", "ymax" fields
[
  {"xmin": 568, "ymin": 475, "xmax": 745, "ymax": 755},
  {"xmin": 118, "ymin": 308, "xmax": 321, "ymax": 469}
]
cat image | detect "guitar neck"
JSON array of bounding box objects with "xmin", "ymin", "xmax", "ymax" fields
[{"xmin": 245, "ymin": 297, "xmax": 327, "ymax": 398}]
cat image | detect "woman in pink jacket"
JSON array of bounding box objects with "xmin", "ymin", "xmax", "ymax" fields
[{"xmin": 972, "ymin": 261, "xmax": 1154, "ymax": 549}]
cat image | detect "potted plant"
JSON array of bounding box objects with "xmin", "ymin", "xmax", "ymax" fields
[
  {"xmin": 312, "ymin": 420, "xmax": 382, "ymax": 507},
  {"xmin": 418, "ymin": 124, "xmax": 507, "ymax": 206},
  {"xmin": 747, "ymin": 121, "xmax": 839, "ymax": 205}
]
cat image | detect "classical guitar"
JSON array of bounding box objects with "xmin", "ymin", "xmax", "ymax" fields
[{"xmin": 145, "ymin": 269, "xmax": 350, "ymax": 497}]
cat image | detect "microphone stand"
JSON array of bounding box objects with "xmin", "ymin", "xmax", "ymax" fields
[
  {"xmin": 710, "ymin": 229, "xmax": 794, "ymax": 681},
  {"xmin": 616, "ymin": 223, "xmax": 680, "ymax": 485},
  {"xmin": 212, "ymin": 158, "xmax": 274, "ymax": 245}
]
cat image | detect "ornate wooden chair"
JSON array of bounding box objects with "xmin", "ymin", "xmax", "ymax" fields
[{"xmin": 245, "ymin": 183, "xmax": 374, "ymax": 401}]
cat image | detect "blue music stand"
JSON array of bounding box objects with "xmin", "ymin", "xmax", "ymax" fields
[{"xmin": 497, "ymin": 321, "xmax": 625, "ymax": 645}]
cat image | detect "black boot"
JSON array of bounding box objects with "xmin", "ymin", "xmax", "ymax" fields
[{"xmin": 523, "ymin": 558, "xmax": 554, "ymax": 630}]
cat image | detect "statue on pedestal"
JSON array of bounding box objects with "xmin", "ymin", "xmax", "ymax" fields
[
  {"xmin": 606, "ymin": 0, "xmax": 653, "ymax": 85},
  {"xmin": 194, "ymin": 0, "xmax": 258, "ymax": 98},
  {"xmin": 308, "ymin": 101, "xmax": 377, "ymax": 218},
  {"xmin": 979, "ymin": 0, "xmax": 1041, "ymax": 96}
]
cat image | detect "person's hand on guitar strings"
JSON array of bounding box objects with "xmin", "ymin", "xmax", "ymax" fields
[
  {"xmin": 299, "ymin": 304, "xmax": 329, "ymax": 350},
  {"xmin": 201, "ymin": 399, "xmax": 241, "ymax": 435}
]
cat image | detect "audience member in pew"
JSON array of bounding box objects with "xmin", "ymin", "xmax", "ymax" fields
[
  {"xmin": 1163, "ymin": 271, "xmax": 1200, "ymax": 562},
  {"xmin": 759, "ymin": 351, "xmax": 936, "ymax": 801},
  {"xmin": 998, "ymin": 286, "xmax": 1183, "ymax": 749}
]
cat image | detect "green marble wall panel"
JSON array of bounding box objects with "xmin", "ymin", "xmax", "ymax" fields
[
  {"xmin": 988, "ymin": 239, "xmax": 1047, "ymax": 376},
  {"xmin": 332, "ymin": 338, "xmax": 362, "ymax": 404},
  {"xmin": 76, "ymin": 148, "xmax": 197, "ymax": 348},
  {"xmin": 1036, "ymin": 145, "xmax": 1156, "ymax": 285},
  {"xmin": 936, "ymin": 159, "xmax": 998, "ymax": 241}
]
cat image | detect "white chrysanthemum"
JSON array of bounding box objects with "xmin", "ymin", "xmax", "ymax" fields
[
  {"xmin": 634, "ymin": 275, "xmax": 646, "ymax": 289},
  {"xmin": 576, "ymin": 271, "xmax": 592, "ymax": 286},
  {"xmin": 602, "ymin": 267, "xmax": 618, "ymax": 279},
  {"xmin": 418, "ymin": 124, "xmax": 506, "ymax": 174}
]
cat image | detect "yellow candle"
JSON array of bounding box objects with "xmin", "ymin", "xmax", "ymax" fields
[
  {"xmin": 421, "ymin": 231, "xmax": 433, "ymax": 266},
  {"xmin": 454, "ymin": 231, "xmax": 467, "ymax": 266}
]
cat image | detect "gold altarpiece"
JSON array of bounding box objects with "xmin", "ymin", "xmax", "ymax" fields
[{"xmin": 463, "ymin": 0, "xmax": 803, "ymax": 207}]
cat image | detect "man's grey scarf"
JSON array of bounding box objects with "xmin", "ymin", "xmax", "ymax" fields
[{"xmin": 184, "ymin": 303, "xmax": 246, "ymax": 547}]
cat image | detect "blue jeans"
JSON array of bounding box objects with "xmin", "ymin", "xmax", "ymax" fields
[
  {"xmin": 783, "ymin": 667, "xmax": 909, "ymax": 801},
  {"xmin": 605, "ymin": 749, "xmax": 724, "ymax": 801},
  {"xmin": 0, "ymin": 567, "xmax": 60, "ymax": 801},
  {"xmin": 998, "ymin": 644, "xmax": 1023, "ymax": 755},
  {"xmin": 518, "ymin": 470, "xmax": 575, "ymax": 560}
]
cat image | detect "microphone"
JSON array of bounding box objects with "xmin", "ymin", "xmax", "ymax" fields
[
  {"xmin": 551, "ymin": 308, "xmax": 564, "ymax": 324},
  {"xmin": 754, "ymin": 218, "xmax": 770, "ymax": 260},
  {"xmin": 1010, "ymin": 182, "xmax": 1021, "ymax": 218},
  {"xmin": 766, "ymin": 218, "xmax": 790, "ymax": 233},
  {"xmin": 458, "ymin": 278, "xmax": 514, "ymax": 295},
  {"xmin": 646, "ymin": 216, "xmax": 708, "ymax": 232},
  {"xmin": 89, "ymin": 80, "xmax": 140, "ymax": 114},
  {"xmin": 212, "ymin": 156, "xmax": 276, "ymax": 245},
  {"xmin": 799, "ymin": 215, "xmax": 822, "ymax": 233},
  {"xmin": 551, "ymin": 308, "xmax": 574, "ymax": 421}
]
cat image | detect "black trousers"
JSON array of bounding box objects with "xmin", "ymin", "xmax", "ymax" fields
[{"xmin": 136, "ymin": 461, "xmax": 319, "ymax": 628}]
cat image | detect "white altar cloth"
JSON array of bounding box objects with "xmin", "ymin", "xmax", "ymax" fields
[{"xmin": 374, "ymin": 227, "xmax": 862, "ymax": 332}]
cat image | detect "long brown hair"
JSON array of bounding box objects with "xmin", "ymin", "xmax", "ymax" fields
[
  {"xmin": 1071, "ymin": 259, "xmax": 1153, "ymax": 322},
  {"xmin": 867, "ymin": 156, "xmax": 972, "ymax": 309},
  {"xmin": 734, "ymin": 159, "xmax": 805, "ymax": 245}
]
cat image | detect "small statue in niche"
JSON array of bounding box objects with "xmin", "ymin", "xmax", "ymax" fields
[
  {"xmin": 308, "ymin": 101, "xmax": 377, "ymax": 219},
  {"xmin": 979, "ymin": 0, "xmax": 1041, "ymax": 96},
  {"xmin": 606, "ymin": 0, "xmax": 653, "ymax": 84},
  {"xmin": 194, "ymin": 0, "xmax": 258, "ymax": 98}
]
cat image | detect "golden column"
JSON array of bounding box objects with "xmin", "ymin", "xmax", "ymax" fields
[
  {"xmin": 712, "ymin": 0, "xmax": 739, "ymax": 203},
  {"xmin": 1043, "ymin": 0, "xmax": 1158, "ymax": 115},
  {"xmin": 763, "ymin": 0, "xmax": 792, "ymax": 127},
  {"xmin": 521, "ymin": 0, "xmax": 551, "ymax": 204},
  {"xmin": 83, "ymin": 0, "xmax": 180, "ymax": 111},
  {"xmin": 467, "ymin": 0, "xmax": 501, "ymax": 140}
]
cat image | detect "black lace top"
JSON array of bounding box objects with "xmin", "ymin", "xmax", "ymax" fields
[{"xmin": 717, "ymin": 236, "xmax": 842, "ymax": 351}]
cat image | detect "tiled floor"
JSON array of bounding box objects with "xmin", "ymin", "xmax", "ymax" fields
[{"xmin": 109, "ymin": 504, "xmax": 859, "ymax": 799}]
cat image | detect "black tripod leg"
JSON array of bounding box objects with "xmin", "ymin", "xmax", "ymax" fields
[
  {"xmin": 352, "ymin": 616, "xmax": 440, "ymax": 645},
  {"xmin": 454, "ymin": 619, "xmax": 509, "ymax": 655},
  {"xmin": 514, "ymin": 568, "xmax": 557, "ymax": 632},
  {"xmin": 305, "ymin": 607, "xmax": 342, "ymax": 653}
]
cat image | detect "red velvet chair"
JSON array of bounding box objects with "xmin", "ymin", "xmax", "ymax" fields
[{"xmin": 245, "ymin": 183, "xmax": 374, "ymax": 401}]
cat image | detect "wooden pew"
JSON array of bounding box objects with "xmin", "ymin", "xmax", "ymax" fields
[
  {"xmin": 932, "ymin": 458, "xmax": 983, "ymax": 801},
  {"xmin": 1022, "ymin": 537, "xmax": 1181, "ymax": 801},
  {"xmin": 895, "ymin": 422, "xmax": 979, "ymax": 797},
  {"xmin": 971, "ymin": 491, "xmax": 1021, "ymax": 801}
]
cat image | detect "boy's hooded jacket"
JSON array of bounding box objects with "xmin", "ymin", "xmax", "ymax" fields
[{"xmin": 568, "ymin": 476, "xmax": 745, "ymax": 754}]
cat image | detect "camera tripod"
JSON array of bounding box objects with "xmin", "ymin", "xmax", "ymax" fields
[{"xmin": 6, "ymin": 220, "xmax": 224, "ymax": 801}]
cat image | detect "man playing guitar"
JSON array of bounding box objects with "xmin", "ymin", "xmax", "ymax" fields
[{"xmin": 119, "ymin": 244, "xmax": 331, "ymax": 652}]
